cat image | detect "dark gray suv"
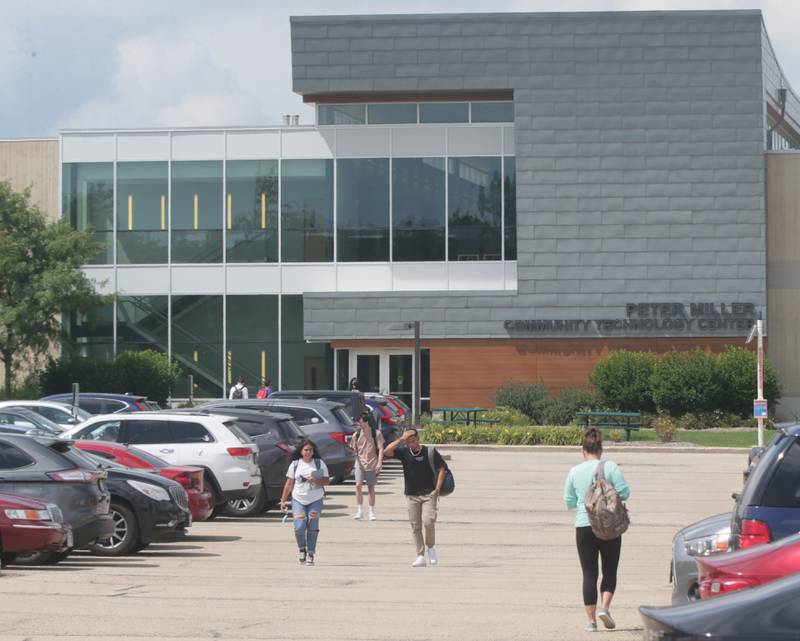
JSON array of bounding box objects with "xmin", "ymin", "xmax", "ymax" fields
[{"xmin": 0, "ymin": 434, "xmax": 113, "ymax": 563}]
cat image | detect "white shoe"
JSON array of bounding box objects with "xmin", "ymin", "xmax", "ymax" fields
[
  {"xmin": 354, "ymin": 508, "xmax": 363, "ymax": 520},
  {"xmin": 597, "ymin": 609, "xmax": 615, "ymax": 630},
  {"xmin": 411, "ymin": 555, "xmax": 426, "ymax": 567},
  {"xmin": 368, "ymin": 508, "xmax": 376, "ymax": 521},
  {"xmin": 427, "ymin": 547, "xmax": 438, "ymax": 565}
]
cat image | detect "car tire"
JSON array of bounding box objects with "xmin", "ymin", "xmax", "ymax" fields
[
  {"xmin": 89, "ymin": 503, "xmax": 140, "ymax": 556},
  {"xmin": 45, "ymin": 549, "xmax": 72, "ymax": 564},
  {"xmin": 223, "ymin": 485, "xmax": 266, "ymax": 517},
  {"xmin": 8, "ymin": 551, "xmax": 55, "ymax": 565}
]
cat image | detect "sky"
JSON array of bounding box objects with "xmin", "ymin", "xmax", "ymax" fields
[{"xmin": 2, "ymin": 0, "xmax": 797, "ymax": 138}]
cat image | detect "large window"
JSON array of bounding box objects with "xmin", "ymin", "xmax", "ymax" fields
[
  {"xmin": 62, "ymin": 163, "xmax": 113, "ymax": 264},
  {"xmin": 116, "ymin": 162, "xmax": 168, "ymax": 264},
  {"xmin": 281, "ymin": 295, "xmax": 332, "ymax": 389},
  {"xmin": 226, "ymin": 296, "xmax": 278, "ymax": 394},
  {"xmin": 448, "ymin": 157, "xmax": 502, "ymax": 261},
  {"xmin": 472, "ymin": 102, "xmax": 514, "ymax": 123},
  {"xmin": 226, "ymin": 160, "xmax": 278, "ymax": 263},
  {"xmin": 66, "ymin": 302, "xmax": 114, "ymax": 359},
  {"xmin": 337, "ymin": 158, "xmax": 390, "ymax": 262},
  {"xmin": 171, "ymin": 161, "xmax": 222, "ymax": 263},
  {"xmin": 281, "ymin": 160, "xmax": 333, "ymax": 262},
  {"xmin": 171, "ymin": 295, "xmax": 223, "ymax": 397},
  {"xmin": 504, "ymin": 156, "xmax": 517, "ymax": 261},
  {"xmin": 318, "ymin": 104, "xmax": 366, "ymax": 125},
  {"xmin": 420, "ymin": 103, "xmax": 469, "ymax": 124},
  {"xmin": 117, "ymin": 296, "xmax": 168, "ymax": 354},
  {"xmin": 368, "ymin": 103, "xmax": 417, "ymax": 124},
  {"xmin": 392, "ymin": 158, "xmax": 446, "ymax": 261}
]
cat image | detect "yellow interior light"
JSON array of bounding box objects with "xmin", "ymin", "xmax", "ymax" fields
[
  {"xmin": 127, "ymin": 195, "xmax": 133, "ymax": 230},
  {"xmin": 193, "ymin": 194, "xmax": 199, "ymax": 230},
  {"xmin": 227, "ymin": 351, "xmax": 232, "ymax": 385},
  {"xmin": 227, "ymin": 193, "xmax": 232, "ymax": 230},
  {"xmin": 261, "ymin": 351, "xmax": 266, "ymax": 386},
  {"xmin": 261, "ymin": 192, "xmax": 266, "ymax": 229},
  {"xmin": 160, "ymin": 195, "xmax": 166, "ymax": 230},
  {"xmin": 193, "ymin": 350, "xmax": 198, "ymax": 363}
]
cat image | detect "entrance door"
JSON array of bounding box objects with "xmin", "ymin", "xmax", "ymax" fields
[
  {"xmin": 389, "ymin": 354, "xmax": 413, "ymax": 409},
  {"xmin": 356, "ymin": 354, "xmax": 381, "ymax": 393},
  {"xmin": 348, "ymin": 350, "xmax": 414, "ymax": 399}
]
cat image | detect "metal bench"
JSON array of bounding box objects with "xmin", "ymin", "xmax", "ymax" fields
[{"xmin": 575, "ymin": 411, "xmax": 641, "ymax": 441}]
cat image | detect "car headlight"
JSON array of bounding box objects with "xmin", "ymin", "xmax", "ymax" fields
[
  {"xmin": 126, "ymin": 480, "xmax": 170, "ymax": 501},
  {"xmin": 4, "ymin": 508, "xmax": 53, "ymax": 521},
  {"xmin": 684, "ymin": 529, "xmax": 731, "ymax": 556}
]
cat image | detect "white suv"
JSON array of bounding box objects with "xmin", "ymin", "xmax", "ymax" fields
[{"xmin": 61, "ymin": 412, "xmax": 261, "ymax": 509}]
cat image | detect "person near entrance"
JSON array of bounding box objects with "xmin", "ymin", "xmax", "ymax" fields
[
  {"xmin": 383, "ymin": 428, "xmax": 446, "ymax": 567},
  {"xmin": 349, "ymin": 377, "xmax": 360, "ymax": 391},
  {"xmin": 229, "ymin": 376, "xmax": 248, "ymax": 399},
  {"xmin": 351, "ymin": 411, "xmax": 384, "ymax": 521}
]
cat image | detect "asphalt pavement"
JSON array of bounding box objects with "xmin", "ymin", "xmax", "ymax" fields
[{"xmin": 0, "ymin": 447, "xmax": 745, "ymax": 641}]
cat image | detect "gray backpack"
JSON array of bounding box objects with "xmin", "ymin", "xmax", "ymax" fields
[{"xmin": 584, "ymin": 461, "xmax": 629, "ymax": 540}]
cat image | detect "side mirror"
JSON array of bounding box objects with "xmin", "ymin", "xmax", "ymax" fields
[{"xmin": 67, "ymin": 417, "xmax": 79, "ymax": 425}]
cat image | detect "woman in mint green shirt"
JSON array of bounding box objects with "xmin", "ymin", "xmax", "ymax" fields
[{"xmin": 564, "ymin": 428, "xmax": 630, "ymax": 632}]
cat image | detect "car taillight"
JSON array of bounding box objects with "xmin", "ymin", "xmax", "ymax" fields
[
  {"xmin": 227, "ymin": 446, "xmax": 253, "ymax": 458},
  {"xmin": 47, "ymin": 469, "xmax": 96, "ymax": 483},
  {"xmin": 276, "ymin": 442, "xmax": 293, "ymax": 454},
  {"xmin": 173, "ymin": 473, "xmax": 193, "ymax": 490},
  {"xmin": 739, "ymin": 519, "xmax": 771, "ymax": 548},
  {"xmin": 329, "ymin": 432, "xmax": 348, "ymax": 446},
  {"xmin": 699, "ymin": 576, "xmax": 760, "ymax": 599},
  {"xmin": 134, "ymin": 400, "xmax": 149, "ymax": 411}
]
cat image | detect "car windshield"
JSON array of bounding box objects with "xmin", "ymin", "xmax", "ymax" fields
[
  {"xmin": 5, "ymin": 408, "xmax": 64, "ymax": 435},
  {"xmin": 128, "ymin": 447, "xmax": 168, "ymax": 468},
  {"xmin": 333, "ymin": 408, "xmax": 355, "ymax": 426}
]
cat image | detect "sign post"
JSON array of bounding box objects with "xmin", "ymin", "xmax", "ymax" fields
[{"xmin": 747, "ymin": 312, "xmax": 765, "ymax": 447}]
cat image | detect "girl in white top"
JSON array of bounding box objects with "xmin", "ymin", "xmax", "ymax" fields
[{"xmin": 280, "ymin": 440, "xmax": 330, "ymax": 565}]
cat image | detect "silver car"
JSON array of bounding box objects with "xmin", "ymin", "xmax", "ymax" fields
[{"xmin": 670, "ymin": 512, "xmax": 731, "ymax": 604}]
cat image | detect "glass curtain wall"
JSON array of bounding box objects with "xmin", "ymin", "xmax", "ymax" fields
[
  {"xmin": 281, "ymin": 295, "xmax": 332, "ymax": 389},
  {"xmin": 117, "ymin": 296, "xmax": 168, "ymax": 354},
  {"xmin": 171, "ymin": 161, "xmax": 222, "ymax": 263},
  {"xmin": 448, "ymin": 157, "xmax": 502, "ymax": 261},
  {"xmin": 66, "ymin": 303, "xmax": 114, "ymax": 358},
  {"xmin": 226, "ymin": 296, "xmax": 278, "ymax": 394},
  {"xmin": 226, "ymin": 160, "xmax": 278, "ymax": 263},
  {"xmin": 504, "ymin": 157, "xmax": 517, "ymax": 261},
  {"xmin": 116, "ymin": 162, "xmax": 168, "ymax": 264},
  {"xmin": 281, "ymin": 160, "xmax": 334, "ymax": 262},
  {"xmin": 392, "ymin": 158, "xmax": 446, "ymax": 261},
  {"xmin": 62, "ymin": 163, "xmax": 113, "ymax": 265},
  {"xmin": 171, "ymin": 295, "xmax": 223, "ymax": 397},
  {"xmin": 337, "ymin": 158, "xmax": 390, "ymax": 262}
]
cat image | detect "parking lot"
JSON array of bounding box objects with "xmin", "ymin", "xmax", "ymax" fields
[{"xmin": 0, "ymin": 446, "xmax": 743, "ymax": 641}]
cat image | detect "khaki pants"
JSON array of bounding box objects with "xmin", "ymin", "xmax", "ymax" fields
[{"xmin": 406, "ymin": 494, "xmax": 438, "ymax": 556}]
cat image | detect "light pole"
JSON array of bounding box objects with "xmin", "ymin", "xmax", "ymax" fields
[{"xmin": 388, "ymin": 321, "xmax": 421, "ymax": 427}]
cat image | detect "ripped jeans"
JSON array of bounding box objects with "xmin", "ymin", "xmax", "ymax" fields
[{"xmin": 292, "ymin": 497, "xmax": 323, "ymax": 554}]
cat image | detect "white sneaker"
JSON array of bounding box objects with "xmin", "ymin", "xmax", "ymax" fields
[
  {"xmin": 354, "ymin": 508, "xmax": 363, "ymax": 520},
  {"xmin": 411, "ymin": 555, "xmax": 426, "ymax": 567},
  {"xmin": 427, "ymin": 547, "xmax": 438, "ymax": 565},
  {"xmin": 368, "ymin": 508, "xmax": 376, "ymax": 521},
  {"xmin": 597, "ymin": 609, "xmax": 615, "ymax": 630}
]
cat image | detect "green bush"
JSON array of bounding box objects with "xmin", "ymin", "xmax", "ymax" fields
[
  {"xmin": 494, "ymin": 382, "xmax": 550, "ymax": 423},
  {"xmin": 651, "ymin": 350, "xmax": 722, "ymax": 416},
  {"xmin": 542, "ymin": 387, "xmax": 599, "ymax": 425},
  {"xmin": 481, "ymin": 406, "xmax": 530, "ymax": 426},
  {"xmin": 6, "ymin": 374, "xmax": 43, "ymax": 400},
  {"xmin": 652, "ymin": 415, "xmax": 677, "ymax": 443},
  {"xmin": 39, "ymin": 350, "xmax": 180, "ymax": 406},
  {"xmin": 423, "ymin": 423, "xmax": 585, "ymax": 446},
  {"xmin": 716, "ymin": 347, "xmax": 781, "ymax": 418},
  {"xmin": 589, "ymin": 350, "xmax": 657, "ymax": 413}
]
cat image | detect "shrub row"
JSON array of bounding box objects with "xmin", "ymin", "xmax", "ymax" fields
[
  {"xmin": 423, "ymin": 423, "xmax": 587, "ymax": 446},
  {"xmin": 494, "ymin": 384, "xmax": 599, "ymax": 425},
  {"xmin": 39, "ymin": 350, "xmax": 181, "ymax": 406},
  {"xmin": 590, "ymin": 347, "xmax": 780, "ymax": 418}
]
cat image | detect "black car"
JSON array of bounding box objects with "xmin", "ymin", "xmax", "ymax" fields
[
  {"xmin": 198, "ymin": 399, "xmax": 356, "ymax": 484},
  {"xmin": 80, "ymin": 452, "xmax": 191, "ymax": 556},
  {"xmin": 177, "ymin": 407, "xmax": 305, "ymax": 517},
  {"xmin": 641, "ymin": 572, "xmax": 800, "ymax": 641},
  {"xmin": 0, "ymin": 434, "xmax": 113, "ymax": 564},
  {"xmin": 268, "ymin": 390, "xmax": 365, "ymax": 421}
]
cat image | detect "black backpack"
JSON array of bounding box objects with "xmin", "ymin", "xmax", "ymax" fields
[
  {"xmin": 232, "ymin": 385, "xmax": 244, "ymax": 400},
  {"xmin": 427, "ymin": 447, "xmax": 455, "ymax": 496}
]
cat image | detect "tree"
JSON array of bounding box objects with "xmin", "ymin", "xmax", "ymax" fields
[{"xmin": 0, "ymin": 180, "xmax": 103, "ymax": 398}]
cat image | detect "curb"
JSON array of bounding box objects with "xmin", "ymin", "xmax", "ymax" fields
[{"xmin": 430, "ymin": 443, "xmax": 748, "ymax": 454}]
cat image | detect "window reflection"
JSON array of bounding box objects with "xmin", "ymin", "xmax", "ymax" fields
[
  {"xmin": 117, "ymin": 162, "xmax": 168, "ymax": 264},
  {"xmin": 420, "ymin": 102, "xmax": 469, "ymax": 124},
  {"xmin": 368, "ymin": 103, "xmax": 417, "ymax": 124},
  {"xmin": 226, "ymin": 295, "xmax": 278, "ymax": 392},
  {"xmin": 281, "ymin": 295, "xmax": 332, "ymax": 389},
  {"xmin": 62, "ymin": 163, "xmax": 113, "ymax": 265},
  {"xmin": 171, "ymin": 161, "xmax": 222, "ymax": 263},
  {"xmin": 318, "ymin": 104, "xmax": 366, "ymax": 125},
  {"xmin": 337, "ymin": 158, "xmax": 390, "ymax": 262},
  {"xmin": 448, "ymin": 157, "xmax": 502, "ymax": 261},
  {"xmin": 66, "ymin": 303, "xmax": 114, "ymax": 359},
  {"xmin": 504, "ymin": 157, "xmax": 517, "ymax": 261},
  {"xmin": 117, "ymin": 296, "xmax": 168, "ymax": 355},
  {"xmin": 471, "ymin": 102, "xmax": 514, "ymax": 123},
  {"xmin": 226, "ymin": 160, "xmax": 278, "ymax": 263},
  {"xmin": 281, "ymin": 159, "xmax": 334, "ymax": 262},
  {"xmin": 392, "ymin": 158, "xmax": 446, "ymax": 261},
  {"xmin": 171, "ymin": 295, "xmax": 223, "ymax": 397}
]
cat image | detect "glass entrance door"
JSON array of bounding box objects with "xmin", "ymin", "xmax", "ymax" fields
[
  {"xmin": 356, "ymin": 354, "xmax": 381, "ymax": 393},
  {"xmin": 389, "ymin": 354, "xmax": 413, "ymax": 409}
]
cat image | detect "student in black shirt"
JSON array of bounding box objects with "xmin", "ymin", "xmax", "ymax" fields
[{"xmin": 384, "ymin": 428, "xmax": 446, "ymax": 567}]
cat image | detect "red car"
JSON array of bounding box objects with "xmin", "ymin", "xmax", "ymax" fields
[
  {"xmin": 697, "ymin": 532, "xmax": 800, "ymax": 599},
  {"xmin": 0, "ymin": 493, "xmax": 72, "ymax": 563},
  {"xmin": 73, "ymin": 442, "xmax": 213, "ymax": 522}
]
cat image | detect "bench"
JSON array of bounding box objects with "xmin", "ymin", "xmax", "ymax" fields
[{"xmin": 575, "ymin": 411, "xmax": 641, "ymax": 441}]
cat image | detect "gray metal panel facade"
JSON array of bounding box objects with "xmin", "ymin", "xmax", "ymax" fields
[{"xmin": 292, "ymin": 10, "xmax": 769, "ymax": 340}]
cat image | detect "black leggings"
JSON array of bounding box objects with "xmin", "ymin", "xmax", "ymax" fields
[{"xmin": 576, "ymin": 526, "xmax": 622, "ymax": 606}]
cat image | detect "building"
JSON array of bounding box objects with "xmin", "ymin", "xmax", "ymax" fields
[{"xmin": 6, "ymin": 9, "xmax": 800, "ymax": 414}]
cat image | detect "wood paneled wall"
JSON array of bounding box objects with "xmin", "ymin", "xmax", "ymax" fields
[{"xmin": 333, "ymin": 337, "xmax": 749, "ymax": 408}]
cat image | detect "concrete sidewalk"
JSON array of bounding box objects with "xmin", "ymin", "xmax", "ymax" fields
[{"xmin": 0, "ymin": 448, "xmax": 744, "ymax": 641}]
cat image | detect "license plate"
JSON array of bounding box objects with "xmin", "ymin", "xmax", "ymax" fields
[{"xmin": 67, "ymin": 529, "xmax": 74, "ymax": 548}]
